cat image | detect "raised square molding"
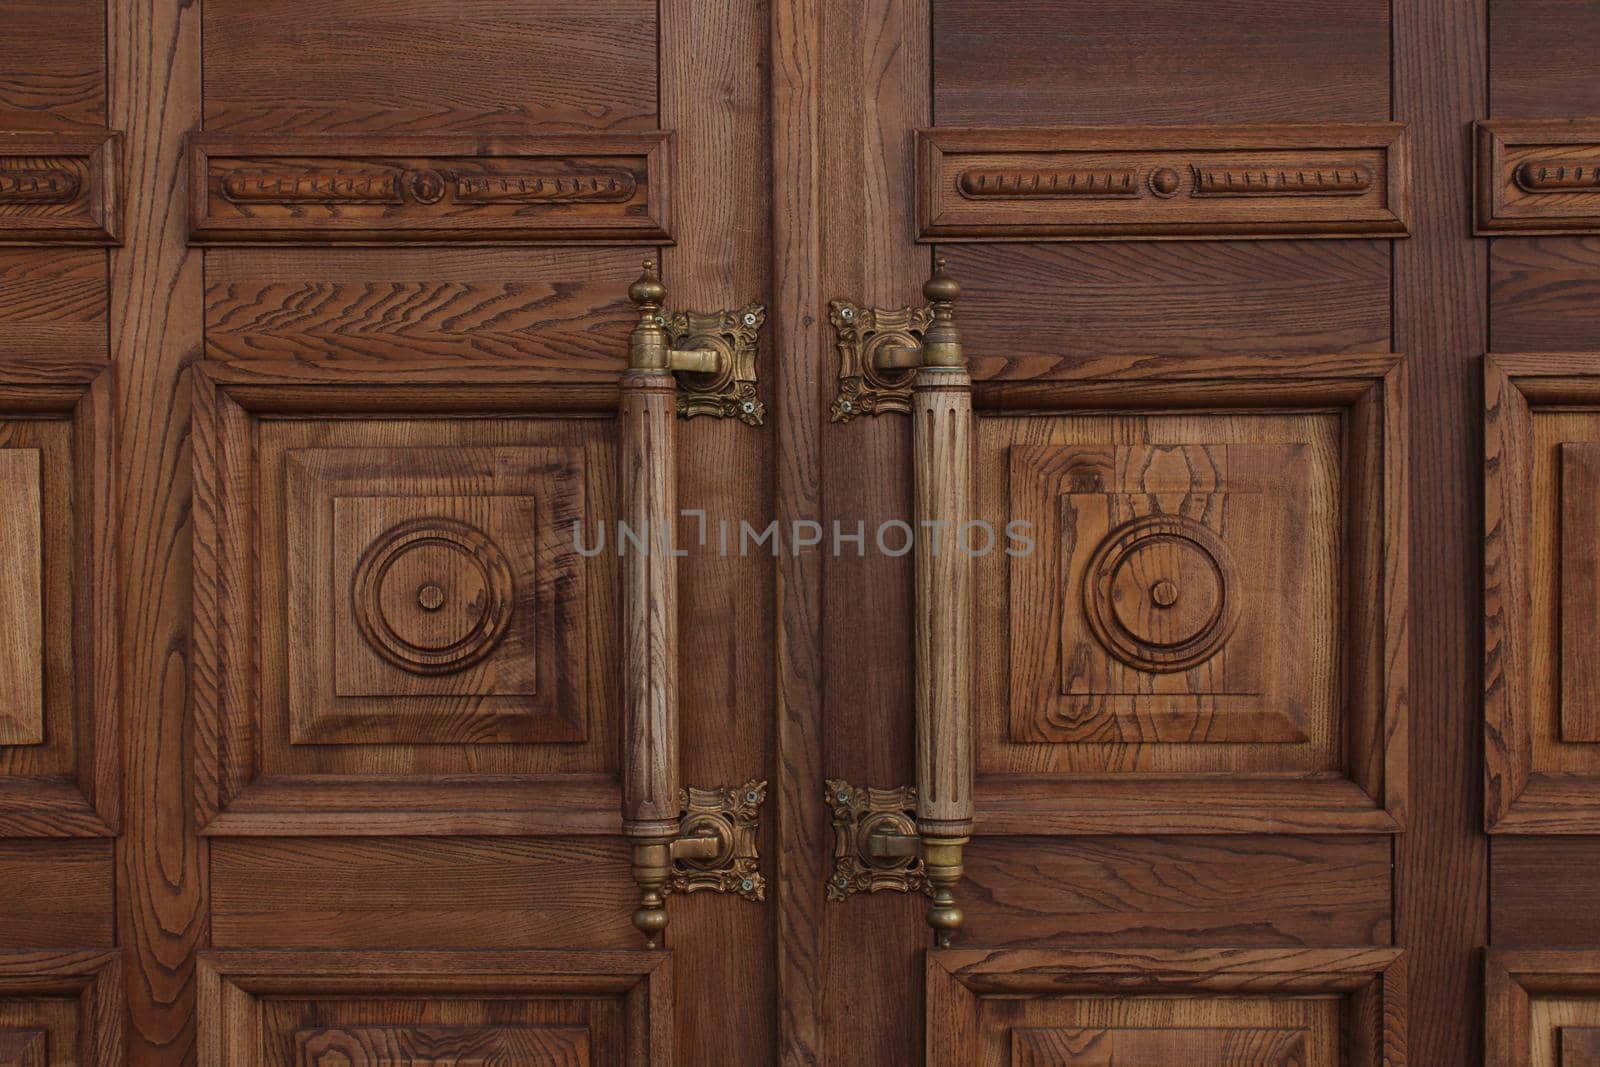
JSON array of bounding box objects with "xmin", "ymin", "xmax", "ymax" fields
[
  {"xmin": 1477, "ymin": 119, "xmax": 1600, "ymax": 234},
  {"xmin": 0, "ymin": 132, "xmax": 121, "ymax": 244},
  {"xmin": 1487, "ymin": 951, "xmax": 1600, "ymax": 1066},
  {"xmin": 0, "ymin": 950, "xmax": 123, "ymax": 1067},
  {"xmin": 917, "ymin": 123, "xmax": 1408, "ymax": 240},
  {"xmin": 928, "ymin": 947, "xmax": 1405, "ymax": 1067},
  {"xmin": 1485, "ymin": 354, "xmax": 1600, "ymax": 832},
  {"xmin": 975, "ymin": 353, "xmax": 1407, "ymax": 835},
  {"xmin": 192, "ymin": 359, "xmax": 620, "ymax": 836},
  {"xmin": 198, "ymin": 950, "xmax": 669, "ymax": 1067},
  {"xmin": 0, "ymin": 363, "xmax": 117, "ymax": 837},
  {"xmin": 189, "ymin": 133, "xmax": 671, "ymax": 243}
]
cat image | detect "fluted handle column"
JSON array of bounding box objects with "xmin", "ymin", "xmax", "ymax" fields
[
  {"xmin": 911, "ymin": 261, "xmax": 973, "ymax": 947},
  {"xmin": 621, "ymin": 260, "xmax": 681, "ymax": 947}
]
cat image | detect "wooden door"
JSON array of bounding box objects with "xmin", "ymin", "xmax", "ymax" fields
[{"xmin": 6, "ymin": 0, "xmax": 1600, "ymax": 1064}]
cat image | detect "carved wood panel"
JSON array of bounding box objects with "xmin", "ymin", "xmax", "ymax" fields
[
  {"xmin": 1484, "ymin": 354, "xmax": 1600, "ymax": 832},
  {"xmin": 1488, "ymin": 951, "xmax": 1600, "ymax": 1066},
  {"xmin": 0, "ymin": 133, "xmax": 119, "ymax": 244},
  {"xmin": 1477, "ymin": 120, "xmax": 1600, "ymax": 234},
  {"xmin": 192, "ymin": 361, "xmax": 619, "ymax": 836},
  {"xmin": 197, "ymin": 951, "xmax": 669, "ymax": 1067},
  {"xmin": 0, "ymin": 365, "xmax": 116, "ymax": 838},
  {"xmin": 0, "ymin": 950, "xmax": 122, "ymax": 1067},
  {"xmin": 189, "ymin": 134, "xmax": 670, "ymax": 243},
  {"xmin": 917, "ymin": 124, "xmax": 1407, "ymax": 240},
  {"xmin": 977, "ymin": 354, "xmax": 1407, "ymax": 834},
  {"xmin": 927, "ymin": 947, "xmax": 1406, "ymax": 1067}
]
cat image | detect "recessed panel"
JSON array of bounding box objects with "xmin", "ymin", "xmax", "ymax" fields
[
  {"xmin": 0, "ymin": 449, "xmax": 42, "ymax": 746},
  {"xmin": 1011, "ymin": 1026, "xmax": 1307, "ymax": 1067}
]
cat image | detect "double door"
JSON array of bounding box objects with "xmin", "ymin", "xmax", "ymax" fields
[{"xmin": 5, "ymin": 0, "xmax": 1600, "ymax": 1063}]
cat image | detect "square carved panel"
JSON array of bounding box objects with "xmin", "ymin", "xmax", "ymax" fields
[
  {"xmin": 193, "ymin": 362, "xmax": 619, "ymax": 836},
  {"xmin": 0, "ymin": 950, "xmax": 122, "ymax": 1067},
  {"xmin": 927, "ymin": 947, "xmax": 1405, "ymax": 1067},
  {"xmin": 976, "ymin": 354, "xmax": 1407, "ymax": 834},
  {"xmin": 1487, "ymin": 951, "xmax": 1600, "ymax": 1066},
  {"xmin": 1010, "ymin": 443, "xmax": 1312, "ymax": 746},
  {"xmin": 198, "ymin": 950, "xmax": 669, "ymax": 1067},
  {"xmin": 1485, "ymin": 354, "xmax": 1600, "ymax": 831},
  {"xmin": 0, "ymin": 365, "xmax": 116, "ymax": 838},
  {"xmin": 284, "ymin": 447, "xmax": 585, "ymax": 745}
]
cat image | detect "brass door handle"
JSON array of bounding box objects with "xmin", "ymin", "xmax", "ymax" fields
[
  {"xmin": 619, "ymin": 263, "xmax": 768, "ymax": 948},
  {"xmin": 823, "ymin": 261, "xmax": 975, "ymax": 948}
]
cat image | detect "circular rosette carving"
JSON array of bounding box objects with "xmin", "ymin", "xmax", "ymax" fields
[
  {"xmin": 1083, "ymin": 513, "xmax": 1241, "ymax": 673},
  {"xmin": 351, "ymin": 517, "xmax": 515, "ymax": 675}
]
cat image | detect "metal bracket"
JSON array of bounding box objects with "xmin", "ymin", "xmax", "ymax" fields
[
  {"xmin": 827, "ymin": 301, "xmax": 932, "ymax": 423},
  {"xmin": 664, "ymin": 303, "xmax": 767, "ymax": 426},
  {"xmin": 829, "ymin": 260, "xmax": 963, "ymax": 423},
  {"xmin": 824, "ymin": 778, "xmax": 930, "ymax": 900},
  {"xmin": 666, "ymin": 779, "xmax": 767, "ymax": 901}
]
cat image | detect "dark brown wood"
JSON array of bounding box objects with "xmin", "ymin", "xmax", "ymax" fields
[
  {"xmin": 0, "ymin": 132, "xmax": 120, "ymax": 243},
  {"xmin": 1394, "ymin": 3, "xmax": 1487, "ymax": 1064},
  {"xmin": 918, "ymin": 124, "xmax": 1408, "ymax": 240},
  {"xmin": 1477, "ymin": 120, "xmax": 1600, "ymax": 234}
]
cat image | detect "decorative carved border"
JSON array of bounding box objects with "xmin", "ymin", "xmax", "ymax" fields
[
  {"xmin": 1477, "ymin": 119, "xmax": 1600, "ymax": 234},
  {"xmin": 189, "ymin": 132, "xmax": 671, "ymax": 243},
  {"xmin": 1483, "ymin": 353, "xmax": 1600, "ymax": 832},
  {"xmin": 0, "ymin": 950, "xmax": 123, "ymax": 1066},
  {"xmin": 928, "ymin": 947, "xmax": 1406, "ymax": 1067},
  {"xmin": 198, "ymin": 951, "xmax": 670, "ymax": 1067},
  {"xmin": 191, "ymin": 359, "xmax": 622, "ymax": 837},
  {"xmin": 974, "ymin": 352, "xmax": 1407, "ymax": 835},
  {"xmin": 1487, "ymin": 951, "xmax": 1600, "ymax": 1066},
  {"xmin": 917, "ymin": 123, "xmax": 1408, "ymax": 241},
  {"xmin": 0, "ymin": 132, "xmax": 120, "ymax": 244},
  {"xmin": 0, "ymin": 363, "xmax": 118, "ymax": 837}
]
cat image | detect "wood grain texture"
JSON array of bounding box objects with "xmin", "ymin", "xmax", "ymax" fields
[
  {"xmin": 0, "ymin": 950, "xmax": 123, "ymax": 1067},
  {"xmin": 1490, "ymin": 0, "xmax": 1600, "ymax": 119},
  {"xmin": 0, "ymin": 0, "xmax": 105, "ymax": 128},
  {"xmin": 1560, "ymin": 444, "xmax": 1600, "ymax": 741},
  {"xmin": 943, "ymin": 241, "xmax": 1392, "ymax": 360},
  {"xmin": 1393, "ymin": 1, "xmax": 1487, "ymax": 1062},
  {"xmin": 0, "ymin": 841, "xmax": 113, "ymax": 949},
  {"xmin": 0, "ymin": 449, "xmax": 42, "ymax": 745},
  {"xmin": 814, "ymin": 0, "xmax": 931, "ymax": 1060},
  {"xmin": 293, "ymin": 1025, "xmax": 590, "ymax": 1067},
  {"xmin": 1492, "ymin": 239, "xmax": 1600, "ymax": 352},
  {"xmin": 198, "ymin": 951, "xmax": 670, "ymax": 1067},
  {"xmin": 201, "ymin": 0, "xmax": 658, "ymax": 135},
  {"xmin": 1010, "ymin": 1025, "xmax": 1307, "ymax": 1067},
  {"xmin": 189, "ymin": 134, "xmax": 669, "ymax": 243},
  {"xmin": 961, "ymin": 835, "xmax": 1392, "ymax": 948},
  {"xmin": 210, "ymin": 838, "xmax": 637, "ymax": 950},
  {"xmin": 109, "ymin": 2, "xmax": 207, "ymax": 1063},
  {"xmin": 203, "ymin": 247, "xmax": 637, "ymax": 366},
  {"xmin": 0, "ymin": 1029, "xmax": 45, "ymax": 1067},
  {"xmin": 919, "ymin": 124, "xmax": 1408, "ymax": 240},
  {"xmin": 927, "ymin": 947, "xmax": 1405, "ymax": 1067},
  {"xmin": 0, "ymin": 250, "xmax": 107, "ymax": 363},
  {"xmin": 1492, "ymin": 839, "xmax": 1600, "ymax": 949},
  {"xmin": 0, "ymin": 132, "xmax": 120, "ymax": 244},
  {"xmin": 932, "ymin": 0, "xmax": 1390, "ymax": 126},
  {"xmin": 773, "ymin": 0, "xmax": 828, "ymax": 1061}
]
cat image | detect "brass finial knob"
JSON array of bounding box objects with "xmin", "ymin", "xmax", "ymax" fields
[
  {"xmin": 630, "ymin": 258, "xmax": 667, "ymax": 308},
  {"xmin": 923, "ymin": 257, "xmax": 960, "ymax": 305}
]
